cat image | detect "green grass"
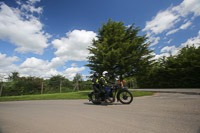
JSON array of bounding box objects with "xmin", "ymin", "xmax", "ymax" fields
[
  {"xmin": 131, "ymin": 91, "xmax": 153, "ymax": 97},
  {"xmin": 0, "ymin": 91, "xmax": 153, "ymax": 102}
]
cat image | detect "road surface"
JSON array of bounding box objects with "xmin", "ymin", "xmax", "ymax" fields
[{"xmin": 0, "ymin": 93, "xmax": 200, "ymax": 133}]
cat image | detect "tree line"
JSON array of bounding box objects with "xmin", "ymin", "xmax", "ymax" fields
[
  {"xmin": 137, "ymin": 45, "xmax": 200, "ymax": 88},
  {"xmin": 0, "ymin": 73, "xmax": 92, "ymax": 96}
]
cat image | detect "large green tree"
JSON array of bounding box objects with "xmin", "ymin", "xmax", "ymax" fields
[{"xmin": 87, "ymin": 19, "xmax": 154, "ymax": 81}]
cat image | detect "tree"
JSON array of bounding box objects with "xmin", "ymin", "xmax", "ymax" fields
[
  {"xmin": 73, "ymin": 73, "xmax": 83, "ymax": 83},
  {"xmin": 86, "ymin": 19, "xmax": 154, "ymax": 81},
  {"xmin": 0, "ymin": 74, "xmax": 5, "ymax": 97},
  {"xmin": 8, "ymin": 72, "xmax": 19, "ymax": 81},
  {"xmin": 73, "ymin": 73, "xmax": 83, "ymax": 91},
  {"xmin": 48, "ymin": 75, "xmax": 65, "ymax": 92}
]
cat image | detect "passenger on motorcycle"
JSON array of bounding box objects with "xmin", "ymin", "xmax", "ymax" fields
[
  {"xmin": 88, "ymin": 72, "xmax": 100, "ymax": 101},
  {"xmin": 99, "ymin": 71, "xmax": 113, "ymax": 103},
  {"xmin": 92, "ymin": 72, "xmax": 100, "ymax": 92}
]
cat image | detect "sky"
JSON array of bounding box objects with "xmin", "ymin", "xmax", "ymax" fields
[{"xmin": 0, "ymin": 0, "xmax": 200, "ymax": 80}]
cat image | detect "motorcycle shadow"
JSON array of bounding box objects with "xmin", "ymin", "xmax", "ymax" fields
[{"xmin": 84, "ymin": 102, "xmax": 124, "ymax": 106}]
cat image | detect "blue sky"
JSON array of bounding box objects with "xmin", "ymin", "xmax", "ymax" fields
[{"xmin": 0, "ymin": 0, "xmax": 200, "ymax": 80}]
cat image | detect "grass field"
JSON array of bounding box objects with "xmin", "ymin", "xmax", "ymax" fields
[{"xmin": 0, "ymin": 90, "xmax": 153, "ymax": 102}]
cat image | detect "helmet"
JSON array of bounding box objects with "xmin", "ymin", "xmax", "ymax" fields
[
  {"xmin": 102, "ymin": 71, "xmax": 108, "ymax": 77},
  {"xmin": 93, "ymin": 72, "xmax": 99, "ymax": 77}
]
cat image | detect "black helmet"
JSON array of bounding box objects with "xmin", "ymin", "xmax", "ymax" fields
[{"xmin": 93, "ymin": 72, "xmax": 99, "ymax": 77}]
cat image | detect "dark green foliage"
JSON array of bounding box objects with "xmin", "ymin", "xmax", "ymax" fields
[
  {"xmin": 138, "ymin": 45, "xmax": 200, "ymax": 88},
  {"xmin": 3, "ymin": 77, "xmax": 42, "ymax": 96},
  {"xmin": 8, "ymin": 72, "xmax": 20, "ymax": 81},
  {"xmin": 79, "ymin": 80, "xmax": 92, "ymax": 90},
  {"xmin": 87, "ymin": 19, "xmax": 154, "ymax": 81},
  {"xmin": 47, "ymin": 75, "xmax": 65, "ymax": 93},
  {"xmin": 2, "ymin": 73, "xmax": 91, "ymax": 96}
]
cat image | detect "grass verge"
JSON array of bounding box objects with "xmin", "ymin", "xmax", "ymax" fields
[{"xmin": 0, "ymin": 91, "xmax": 153, "ymax": 102}]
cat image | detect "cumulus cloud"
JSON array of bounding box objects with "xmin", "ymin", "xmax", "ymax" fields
[
  {"xmin": 0, "ymin": 53, "xmax": 86, "ymax": 80},
  {"xmin": 143, "ymin": 0, "xmax": 200, "ymax": 35},
  {"xmin": 181, "ymin": 30, "xmax": 200, "ymax": 48},
  {"xmin": 0, "ymin": 1, "xmax": 50, "ymax": 54},
  {"xmin": 0, "ymin": 53, "xmax": 19, "ymax": 68},
  {"xmin": 52, "ymin": 30, "xmax": 97, "ymax": 62},
  {"xmin": 143, "ymin": 9, "xmax": 179, "ymax": 34},
  {"xmin": 143, "ymin": 0, "xmax": 200, "ymax": 46},
  {"xmin": 17, "ymin": 57, "xmax": 85, "ymax": 79},
  {"xmin": 0, "ymin": 53, "xmax": 19, "ymax": 75},
  {"xmin": 63, "ymin": 67, "xmax": 85, "ymax": 80},
  {"xmin": 173, "ymin": 0, "xmax": 200, "ymax": 17},
  {"xmin": 154, "ymin": 30, "xmax": 200, "ymax": 60}
]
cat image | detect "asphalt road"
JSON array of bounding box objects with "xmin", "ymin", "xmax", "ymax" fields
[{"xmin": 0, "ymin": 93, "xmax": 200, "ymax": 133}]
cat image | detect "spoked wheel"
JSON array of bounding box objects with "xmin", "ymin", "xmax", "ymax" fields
[
  {"xmin": 91, "ymin": 93, "xmax": 101, "ymax": 104},
  {"xmin": 118, "ymin": 90, "xmax": 133, "ymax": 104}
]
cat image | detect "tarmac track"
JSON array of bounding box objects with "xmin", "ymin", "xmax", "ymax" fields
[{"xmin": 0, "ymin": 93, "xmax": 200, "ymax": 133}]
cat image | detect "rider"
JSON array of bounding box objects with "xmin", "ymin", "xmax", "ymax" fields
[{"xmin": 99, "ymin": 71, "xmax": 113, "ymax": 103}]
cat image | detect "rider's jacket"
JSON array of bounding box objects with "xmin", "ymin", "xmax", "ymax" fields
[
  {"xmin": 92, "ymin": 77, "xmax": 99, "ymax": 85},
  {"xmin": 99, "ymin": 76, "xmax": 108, "ymax": 88}
]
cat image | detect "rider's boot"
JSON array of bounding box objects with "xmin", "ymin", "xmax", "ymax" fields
[{"xmin": 88, "ymin": 93, "xmax": 92, "ymax": 101}]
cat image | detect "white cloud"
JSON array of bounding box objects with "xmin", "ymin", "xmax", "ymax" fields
[
  {"xmin": 166, "ymin": 39, "xmax": 173, "ymax": 44},
  {"xmin": 0, "ymin": 53, "xmax": 19, "ymax": 75},
  {"xmin": 63, "ymin": 67, "xmax": 85, "ymax": 80},
  {"xmin": 48, "ymin": 57, "xmax": 66, "ymax": 69},
  {"xmin": 19, "ymin": 57, "xmax": 55, "ymax": 77},
  {"xmin": 181, "ymin": 30, "xmax": 200, "ymax": 48},
  {"xmin": 166, "ymin": 21, "xmax": 192, "ymax": 36},
  {"xmin": 154, "ymin": 30, "xmax": 200, "ymax": 60},
  {"xmin": 144, "ymin": 0, "xmax": 200, "ymax": 35},
  {"xmin": 0, "ymin": 53, "xmax": 19, "ymax": 68},
  {"xmin": 17, "ymin": 57, "xmax": 86, "ymax": 80},
  {"xmin": 0, "ymin": 1, "xmax": 50, "ymax": 54},
  {"xmin": 166, "ymin": 28, "xmax": 180, "ymax": 36},
  {"xmin": 149, "ymin": 36, "xmax": 160, "ymax": 46},
  {"xmin": 180, "ymin": 21, "xmax": 192, "ymax": 29},
  {"xmin": 71, "ymin": 63, "xmax": 77, "ymax": 67},
  {"xmin": 143, "ymin": 9, "xmax": 179, "ymax": 34},
  {"xmin": 161, "ymin": 45, "xmax": 180, "ymax": 55},
  {"xmin": 52, "ymin": 30, "xmax": 97, "ymax": 62},
  {"xmin": 143, "ymin": 0, "xmax": 200, "ymax": 45},
  {"xmin": 172, "ymin": 0, "xmax": 200, "ymax": 18}
]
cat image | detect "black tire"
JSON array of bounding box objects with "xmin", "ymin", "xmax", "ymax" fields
[
  {"xmin": 117, "ymin": 90, "xmax": 133, "ymax": 104},
  {"xmin": 91, "ymin": 93, "xmax": 101, "ymax": 104}
]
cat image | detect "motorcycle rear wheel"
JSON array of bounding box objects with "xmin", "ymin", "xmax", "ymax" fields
[{"xmin": 90, "ymin": 93, "xmax": 101, "ymax": 104}]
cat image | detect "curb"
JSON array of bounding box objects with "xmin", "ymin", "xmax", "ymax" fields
[{"xmin": 130, "ymin": 89, "xmax": 200, "ymax": 95}]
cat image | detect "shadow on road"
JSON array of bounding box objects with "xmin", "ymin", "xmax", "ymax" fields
[
  {"xmin": 84, "ymin": 102, "xmax": 124, "ymax": 106},
  {"xmin": 0, "ymin": 128, "xmax": 3, "ymax": 133}
]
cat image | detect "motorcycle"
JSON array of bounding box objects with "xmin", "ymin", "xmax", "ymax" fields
[{"xmin": 88, "ymin": 84, "xmax": 133, "ymax": 104}]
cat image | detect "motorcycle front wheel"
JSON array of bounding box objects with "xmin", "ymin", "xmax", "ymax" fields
[{"xmin": 117, "ymin": 90, "xmax": 133, "ymax": 104}]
